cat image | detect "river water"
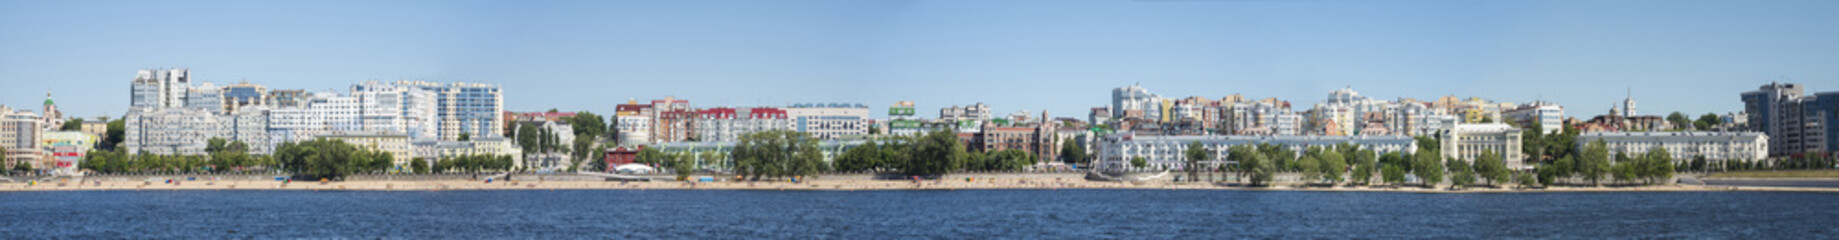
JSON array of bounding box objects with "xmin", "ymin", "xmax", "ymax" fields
[{"xmin": 2, "ymin": 190, "xmax": 1834, "ymax": 239}]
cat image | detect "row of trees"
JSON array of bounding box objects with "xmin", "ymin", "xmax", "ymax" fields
[
  {"xmin": 274, "ymin": 139, "xmax": 398, "ymax": 180},
  {"xmin": 428, "ymin": 154, "xmax": 517, "ymax": 174},
  {"xmin": 1531, "ymin": 139, "xmax": 1675, "ymax": 186}
]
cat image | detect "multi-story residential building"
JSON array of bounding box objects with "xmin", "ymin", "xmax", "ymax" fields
[
  {"xmin": 652, "ymin": 98, "xmax": 696, "ymax": 143},
  {"xmin": 396, "ymin": 80, "xmax": 503, "ymax": 141},
  {"xmin": 130, "ymin": 68, "xmax": 190, "ymax": 109},
  {"xmin": 941, "ymin": 102, "xmax": 1000, "ymax": 122},
  {"xmin": 1503, "ymin": 101, "xmax": 1566, "ymax": 134},
  {"xmin": 1575, "ymin": 132, "xmax": 1769, "ymax": 164},
  {"xmin": 1088, "ymin": 107, "xmax": 1110, "ymax": 127},
  {"xmin": 1093, "ymin": 132, "xmax": 1418, "ymax": 172},
  {"xmin": 1221, "ymin": 100, "xmax": 1301, "ymax": 136},
  {"xmin": 1742, "ymin": 82, "xmax": 1838, "ymax": 157},
  {"xmin": 221, "ymin": 81, "xmax": 268, "ymax": 114},
  {"xmin": 787, "ymin": 103, "xmax": 870, "ymax": 139},
  {"xmin": 124, "ymin": 107, "xmax": 271, "ymax": 155},
  {"xmin": 973, "ymin": 111, "xmax": 1060, "ymax": 164},
  {"xmin": 185, "ymin": 81, "xmax": 225, "ymax": 115},
  {"xmin": 41, "ymin": 131, "xmax": 97, "ymax": 174},
  {"xmin": 614, "ymin": 101, "xmax": 655, "ymax": 146},
  {"xmin": 692, "ymin": 107, "xmax": 793, "ymax": 142},
  {"xmin": 1307, "ymin": 87, "xmax": 1394, "ymax": 136},
  {"xmin": 352, "ymin": 81, "xmax": 438, "ymax": 140},
  {"xmin": 1390, "ymin": 99, "xmax": 1460, "ymax": 137},
  {"xmin": 1112, "ymin": 84, "xmax": 1162, "ymax": 121},
  {"xmin": 1440, "ymin": 123, "xmax": 1526, "ymax": 169},
  {"xmin": 0, "ymin": 106, "xmax": 44, "ymax": 170},
  {"xmin": 320, "ymin": 133, "xmax": 414, "ymax": 170},
  {"xmin": 78, "ymin": 117, "xmax": 109, "ymax": 139}
]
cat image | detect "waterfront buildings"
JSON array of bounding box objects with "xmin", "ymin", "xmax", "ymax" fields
[
  {"xmin": 123, "ymin": 107, "xmax": 270, "ymax": 155},
  {"xmin": 396, "ymin": 80, "xmax": 504, "ymax": 141},
  {"xmin": 1742, "ymin": 82, "xmax": 1838, "ymax": 157},
  {"xmin": 786, "ymin": 103, "xmax": 870, "ymax": 140},
  {"xmin": 1093, "ymin": 132, "xmax": 1418, "ymax": 171},
  {"xmin": 1503, "ymin": 101, "xmax": 1566, "ymax": 134},
  {"xmin": 692, "ymin": 107, "xmax": 792, "ymax": 142},
  {"xmin": 130, "ymin": 68, "xmax": 191, "ymax": 109},
  {"xmin": 972, "ymin": 111, "xmax": 1059, "ymax": 163},
  {"xmin": 1439, "ymin": 123, "xmax": 1526, "ymax": 170},
  {"xmin": 1575, "ymin": 131, "xmax": 1769, "ymax": 164},
  {"xmin": 352, "ymin": 81, "xmax": 439, "ymax": 140},
  {"xmin": 0, "ymin": 106, "xmax": 44, "ymax": 170}
]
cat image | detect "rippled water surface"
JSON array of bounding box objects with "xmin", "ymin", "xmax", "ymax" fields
[{"xmin": 3, "ymin": 189, "xmax": 1836, "ymax": 238}]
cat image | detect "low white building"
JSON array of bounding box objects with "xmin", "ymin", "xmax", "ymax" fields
[
  {"xmin": 786, "ymin": 103, "xmax": 870, "ymax": 140},
  {"xmin": 1094, "ymin": 132, "xmax": 1418, "ymax": 172},
  {"xmin": 1575, "ymin": 131, "xmax": 1769, "ymax": 163}
]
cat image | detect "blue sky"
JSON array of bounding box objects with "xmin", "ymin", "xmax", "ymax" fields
[{"xmin": 3, "ymin": 0, "xmax": 1836, "ymax": 120}]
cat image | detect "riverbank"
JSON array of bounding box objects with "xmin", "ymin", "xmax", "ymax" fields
[
  {"xmin": 5, "ymin": 175, "xmax": 1835, "ymax": 193},
  {"xmin": 1706, "ymin": 170, "xmax": 1839, "ymax": 180}
]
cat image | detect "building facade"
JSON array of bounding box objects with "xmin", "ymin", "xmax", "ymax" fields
[
  {"xmin": 787, "ymin": 103, "xmax": 870, "ymax": 140},
  {"xmin": 1742, "ymin": 82, "xmax": 1837, "ymax": 157},
  {"xmin": 1439, "ymin": 123, "xmax": 1526, "ymax": 170},
  {"xmin": 1575, "ymin": 131, "xmax": 1769, "ymax": 164},
  {"xmin": 0, "ymin": 106, "xmax": 44, "ymax": 169},
  {"xmin": 1094, "ymin": 133, "xmax": 1418, "ymax": 172},
  {"xmin": 397, "ymin": 81, "xmax": 504, "ymax": 141}
]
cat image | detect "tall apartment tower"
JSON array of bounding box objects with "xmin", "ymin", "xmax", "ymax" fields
[
  {"xmin": 1741, "ymin": 82, "xmax": 1838, "ymax": 157},
  {"xmin": 396, "ymin": 80, "xmax": 503, "ymax": 141},
  {"xmin": 130, "ymin": 68, "xmax": 191, "ymax": 109}
]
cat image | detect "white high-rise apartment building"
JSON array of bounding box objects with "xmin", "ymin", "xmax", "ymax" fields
[
  {"xmin": 0, "ymin": 106, "xmax": 44, "ymax": 169},
  {"xmin": 1111, "ymin": 84, "xmax": 1163, "ymax": 120},
  {"xmin": 352, "ymin": 81, "xmax": 438, "ymax": 140},
  {"xmin": 130, "ymin": 68, "xmax": 190, "ymax": 109},
  {"xmin": 396, "ymin": 81, "xmax": 504, "ymax": 141}
]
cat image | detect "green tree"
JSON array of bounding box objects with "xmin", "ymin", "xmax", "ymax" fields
[
  {"xmin": 1694, "ymin": 113, "xmax": 1721, "ymax": 131},
  {"xmin": 1381, "ymin": 164, "xmax": 1406, "ymax": 186},
  {"xmin": 1351, "ymin": 149, "xmax": 1377, "ymax": 185},
  {"xmin": 1184, "ymin": 141, "xmax": 1209, "ymax": 182},
  {"xmin": 1319, "ymin": 148, "xmax": 1346, "ymax": 184},
  {"xmin": 1516, "ymin": 171, "xmax": 1538, "ymax": 187},
  {"xmin": 60, "ymin": 118, "xmax": 83, "ymax": 131},
  {"xmin": 1666, "ymin": 112, "xmax": 1691, "ymax": 131},
  {"xmin": 1130, "ymin": 157, "xmax": 1147, "ymax": 170},
  {"xmin": 14, "ymin": 160, "xmax": 32, "ymax": 173},
  {"xmin": 1578, "ymin": 139, "xmax": 1612, "ymax": 186},
  {"xmin": 731, "ymin": 130, "xmax": 831, "ymax": 180},
  {"xmin": 100, "ymin": 119, "xmax": 125, "ymax": 151},
  {"xmin": 1474, "ymin": 149, "xmax": 1510, "ymax": 186},
  {"xmin": 568, "ymin": 111, "xmax": 607, "ymax": 138},
  {"xmin": 458, "ymin": 132, "xmax": 471, "ymax": 141},
  {"xmin": 1448, "ymin": 158, "xmax": 1475, "ymax": 188},
  {"xmin": 1060, "ymin": 140, "xmax": 1088, "ymax": 166},
  {"xmin": 672, "ymin": 152, "xmax": 694, "ymax": 181},
  {"xmin": 1229, "ymin": 145, "xmax": 1273, "ymax": 186},
  {"xmin": 834, "ymin": 141, "xmax": 880, "ymax": 172},
  {"xmin": 1413, "ymin": 152, "xmax": 1443, "ymax": 187},
  {"xmin": 411, "ymin": 158, "xmax": 429, "ymax": 174},
  {"xmin": 1642, "ymin": 147, "xmax": 1676, "ymax": 185}
]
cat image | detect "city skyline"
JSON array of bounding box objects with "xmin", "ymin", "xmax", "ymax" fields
[{"xmin": 5, "ymin": 0, "xmax": 1839, "ymax": 119}]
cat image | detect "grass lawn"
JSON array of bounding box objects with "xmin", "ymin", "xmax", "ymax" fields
[{"xmin": 1708, "ymin": 170, "xmax": 1839, "ymax": 179}]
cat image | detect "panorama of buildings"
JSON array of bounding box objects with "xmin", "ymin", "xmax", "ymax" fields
[{"xmin": 1, "ymin": 69, "xmax": 1830, "ymax": 175}]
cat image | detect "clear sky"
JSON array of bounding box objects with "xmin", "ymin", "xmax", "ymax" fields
[{"xmin": 3, "ymin": 0, "xmax": 1837, "ymax": 120}]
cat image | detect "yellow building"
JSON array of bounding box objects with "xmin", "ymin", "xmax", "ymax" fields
[{"xmin": 319, "ymin": 134, "xmax": 413, "ymax": 171}]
